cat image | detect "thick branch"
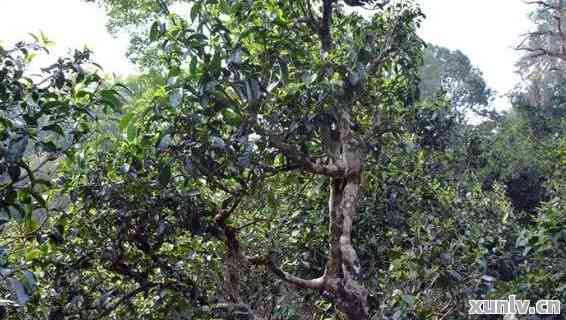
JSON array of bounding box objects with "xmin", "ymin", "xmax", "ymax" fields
[
  {"xmin": 214, "ymin": 196, "xmax": 243, "ymax": 225},
  {"xmin": 270, "ymin": 137, "xmax": 344, "ymax": 177},
  {"xmin": 367, "ymin": 46, "xmax": 397, "ymax": 75},
  {"xmin": 319, "ymin": 0, "xmax": 335, "ymax": 52},
  {"xmin": 214, "ymin": 200, "xmax": 326, "ymax": 291},
  {"xmin": 247, "ymin": 255, "xmax": 326, "ymax": 289}
]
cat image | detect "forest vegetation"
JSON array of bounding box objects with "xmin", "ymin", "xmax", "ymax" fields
[{"xmin": 0, "ymin": 0, "xmax": 565, "ymax": 319}]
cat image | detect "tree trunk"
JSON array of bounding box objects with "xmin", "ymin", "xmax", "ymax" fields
[
  {"xmin": 324, "ymin": 111, "xmax": 369, "ymax": 320},
  {"xmin": 326, "ymin": 175, "xmax": 368, "ymax": 320},
  {"xmin": 216, "ymin": 108, "xmax": 371, "ymax": 319}
]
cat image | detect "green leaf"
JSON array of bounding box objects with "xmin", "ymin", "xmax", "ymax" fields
[
  {"xmin": 22, "ymin": 271, "xmax": 37, "ymax": 292},
  {"xmin": 189, "ymin": 56, "xmax": 198, "ymax": 75},
  {"xmin": 127, "ymin": 123, "xmax": 137, "ymax": 141},
  {"xmin": 190, "ymin": 3, "xmax": 201, "ymax": 21},
  {"xmin": 33, "ymin": 179, "xmax": 52, "ymax": 188},
  {"xmin": 31, "ymin": 191, "xmax": 47, "ymax": 208},
  {"xmin": 5, "ymin": 190, "xmax": 17, "ymax": 204},
  {"xmin": 99, "ymin": 89, "xmax": 124, "ymax": 111},
  {"xmin": 41, "ymin": 124, "xmax": 64, "ymax": 136},
  {"xmin": 40, "ymin": 141, "xmax": 58, "ymax": 153},
  {"xmin": 221, "ymin": 108, "xmax": 241, "ymax": 126},
  {"xmin": 40, "ymin": 31, "xmax": 54, "ymax": 47},
  {"xmin": 211, "ymin": 51, "xmax": 222, "ymax": 73},
  {"xmin": 279, "ymin": 58, "xmax": 288, "ymax": 85},
  {"xmin": 7, "ymin": 278, "xmax": 29, "ymax": 305},
  {"xmin": 119, "ymin": 113, "xmax": 135, "ymax": 131},
  {"xmin": 238, "ymin": 26, "xmax": 262, "ymax": 41},
  {"xmin": 245, "ymin": 79, "xmax": 260, "ymax": 102},
  {"xmin": 159, "ymin": 164, "xmax": 172, "ymax": 187},
  {"xmin": 8, "ymin": 166, "xmax": 21, "ymax": 181},
  {"xmin": 7, "ymin": 137, "xmax": 28, "ymax": 162},
  {"xmin": 158, "ymin": 134, "xmax": 172, "ymax": 150},
  {"xmin": 113, "ymin": 82, "xmax": 134, "ymax": 96},
  {"xmin": 150, "ymin": 21, "xmax": 160, "ymax": 42},
  {"xmin": 301, "ymin": 72, "xmax": 316, "ymax": 85},
  {"xmin": 28, "ymin": 32, "xmax": 39, "ymax": 43},
  {"xmin": 401, "ymin": 295, "xmax": 416, "ymax": 306},
  {"xmin": 169, "ymin": 88, "xmax": 183, "ymax": 107},
  {"xmin": 54, "ymin": 71, "xmax": 64, "ymax": 88}
]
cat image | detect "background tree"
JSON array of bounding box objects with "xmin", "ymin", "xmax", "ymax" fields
[
  {"xmin": 515, "ymin": 0, "xmax": 566, "ymax": 137},
  {"xmin": 419, "ymin": 44, "xmax": 493, "ymax": 116},
  {"xmin": 517, "ymin": 0, "xmax": 566, "ymax": 68}
]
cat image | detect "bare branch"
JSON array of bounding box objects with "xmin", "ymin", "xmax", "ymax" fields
[
  {"xmin": 246, "ymin": 255, "xmax": 326, "ymax": 289},
  {"xmin": 524, "ymin": 0, "xmax": 561, "ymax": 10},
  {"xmin": 517, "ymin": 46, "xmax": 566, "ymax": 59},
  {"xmin": 519, "ymin": 0, "xmax": 566, "ymax": 64}
]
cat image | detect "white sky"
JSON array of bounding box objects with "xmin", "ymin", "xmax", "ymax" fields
[
  {"xmin": 0, "ymin": 0, "xmax": 135, "ymax": 75},
  {"xmin": 0, "ymin": 0, "xmax": 535, "ymax": 110},
  {"xmin": 417, "ymin": 0, "xmax": 534, "ymax": 111}
]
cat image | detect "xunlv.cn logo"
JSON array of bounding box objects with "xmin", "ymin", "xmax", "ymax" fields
[{"xmin": 468, "ymin": 295, "xmax": 561, "ymax": 315}]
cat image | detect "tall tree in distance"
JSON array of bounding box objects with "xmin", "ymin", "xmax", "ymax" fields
[
  {"xmin": 419, "ymin": 44, "xmax": 493, "ymax": 115},
  {"xmin": 517, "ymin": 0, "xmax": 566, "ymax": 68},
  {"xmin": 514, "ymin": 0, "xmax": 566, "ymax": 137}
]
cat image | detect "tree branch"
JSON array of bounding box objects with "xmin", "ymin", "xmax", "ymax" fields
[
  {"xmin": 269, "ymin": 137, "xmax": 344, "ymax": 177},
  {"xmin": 97, "ymin": 284, "xmax": 150, "ymax": 318},
  {"xmin": 517, "ymin": 46, "xmax": 566, "ymax": 60},
  {"xmin": 319, "ymin": 0, "xmax": 335, "ymax": 52},
  {"xmin": 524, "ymin": 0, "xmax": 561, "ymax": 10},
  {"xmin": 214, "ymin": 198, "xmax": 326, "ymax": 291},
  {"xmin": 519, "ymin": 0, "xmax": 566, "ymax": 63},
  {"xmin": 246, "ymin": 255, "xmax": 326, "ymax": 289}
]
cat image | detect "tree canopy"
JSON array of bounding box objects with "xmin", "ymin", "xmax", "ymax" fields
[{"xmin": 0, "ymin": 1, "xmax": 565, "ymax": 320}]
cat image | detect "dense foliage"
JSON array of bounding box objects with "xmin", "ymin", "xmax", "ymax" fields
[{"xmin": 0, "ymin": 0, "xmax": 564, "ymax": 319}]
